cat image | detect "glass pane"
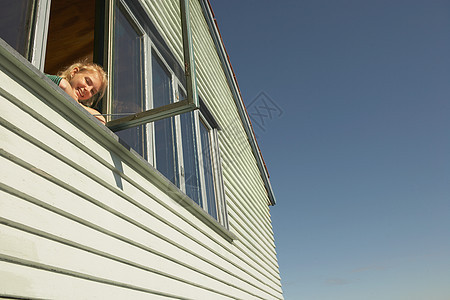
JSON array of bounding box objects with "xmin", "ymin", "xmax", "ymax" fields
[
  {"xmin": 112, "ymin": 3, "xmax": 146, "ymax": 156},
  {"xmin": 155, "ymin": 117, "xmax": 178, "ymax": 185},
  {"xmin": 200, "ymin": 120, "xmax": 217, "ymax": 218},
  {"xmin": 153, "ymin": 53, "xmax": 178, "ymax": 185},
  {"xmin": 0, "ymin": 0, "xmax": 33, "ymax": 56},
  {"xmin": 152, "ymin": 53, "xmax": 173, "ymax": 108},
  {"xmin": 180, "ymin": 111, "xmax": 201, "ymax": 205}
]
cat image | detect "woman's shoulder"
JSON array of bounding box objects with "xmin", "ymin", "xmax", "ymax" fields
[{"xmin": 46, "ymin": 74, "xmax": 63, "ymax": 85}]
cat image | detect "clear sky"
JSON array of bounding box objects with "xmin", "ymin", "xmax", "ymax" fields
[{"xmin": 209, "ymin": 0, "xmax": 450, "ymax": 299}]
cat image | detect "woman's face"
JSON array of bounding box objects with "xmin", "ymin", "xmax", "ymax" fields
[{"xmin": 69, "ymin": 68, "xmax": 102, "ymax": 101}]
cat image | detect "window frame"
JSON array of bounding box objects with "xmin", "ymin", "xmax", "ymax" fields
[
  {"xmin": 0, "ymin": 0, "xmax": 230, "ymax": 229},
  {"xmin": 106, "ymin": 0, "xmax": 227, "ymax": 225},
  {"xmin": 181, "ymin": 99, "xmax": 228, "ymax": 228},
  {"xmin": 2, "ymin": 0, "xmax": 198, "ymax": 129},
  {"xmin": 0, "ymin": 0, "xmax": 52, "ymax": 70},
  {"xmin": 109, "ymin": 0, "xmax": 148, "ymax": 157},
  {"xmin": 150, "ymin": 47, "xmax": 180, "ymax": 185},
  {"xmin": 30, "ymin": 0, "xmax": 52, "ymax": 70},
  {"xmin": 104, "ymin": 0, "xmax": 199, "ymax": 132},
  {"xmin": 207, "ymin": 119, "xmax": 228, "ymax": 226}
]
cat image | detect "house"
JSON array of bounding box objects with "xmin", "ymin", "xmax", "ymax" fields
[{"xmin": 0, "ymin": 0, "xmax": 282, "ymax": 299}]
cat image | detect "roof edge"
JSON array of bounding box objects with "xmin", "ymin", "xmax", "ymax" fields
[{"xmin": 199, "ymin": 0, "xmax": 276, "ymax": 206}]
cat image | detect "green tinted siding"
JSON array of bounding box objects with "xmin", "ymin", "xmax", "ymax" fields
[{"xmin": 0, "ymin": 0, "xmax": 282, "ymax": 298}]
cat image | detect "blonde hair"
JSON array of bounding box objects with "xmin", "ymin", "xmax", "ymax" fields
[{"xmin": 57, "ymin": 61, "xmax": 108, "ymax": 107}]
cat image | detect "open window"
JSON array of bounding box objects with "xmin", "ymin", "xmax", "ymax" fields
[
  {"xmin": 44, "ymin": 0, "xmax": 96, "ymax": 74},
  {"xmin": 104, "ymin": 0, "xmax": 199, "ymax": 131},
  {"xmin": 0, "ymin": 0, "xmax": 198, "ymax": 125},
  {"xmin": 107, "ymin": 1, "xmax": 226, "ymax": 222},
  {"xmin": 108, "ymin": 0, "xmax": 185, "ymax": 185},
  {"xmin": 0, "ymin": 0, "xmax": 228, "ymax": 225}
]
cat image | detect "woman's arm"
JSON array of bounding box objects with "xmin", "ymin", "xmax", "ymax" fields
[{"xmin": 80, "ymin": 105, "xmax": 106, "ymax": 124}]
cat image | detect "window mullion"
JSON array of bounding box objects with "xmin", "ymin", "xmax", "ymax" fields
[
  {"xmin": 179, "ymin": 0, "xmax": 198, "ymax": 108},
  {"xmin": 144, "ymin": 35, "xmax": 153, "ymax": 163},
  {"xmin": 195, "ymin": 110, "xmax": 208, "ymax": 211},
  {"xmin": 200, "ymin": 116, "xmax": 218, "ymax": 219},
  {"xmin": 30, "ymin": 0, "xmax": 52, "ymax": 70},
  {"xmin": 171, "ymin": 75, "xmax": 184, "ymax": 189},
  {"xmin": 174, "ymin": 83, "xmax": 185, "ymax": 191},
  {"xmin": 147, "ymin": 44, "xmax": 156, "ymax": 165},
  {"xmin": 106, "ymin": 0, "xmax": 115, "ymax": 119},
  {"xmin": 211, "ymin": 129, "xmax": 227, "ymax": 226},
  {"xmin": 175, "ymin": 113, "xmax": 184, "ymax": 190}
]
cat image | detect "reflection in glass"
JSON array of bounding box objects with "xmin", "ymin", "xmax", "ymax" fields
[
  {"xmin": 153, "ymin": 53, "xmax": 178, "ymax": 185},
  {"xmin": 200, "ymin": 120, "xmax": 217, "ymax": 218},
  {"xmin": 0, "ymin": 0, "xmax": 33, "ymax": 56},
  {"xmin": 152, "ymin": 54, "xmax": 173, "ymax": 108},
  {"xmin": 181, "ymin": 111, "xmax": 201, "ymax": 205},
  {"xmin": 112, "ymin": 3, "xmax": 146, "ymax": 157}
]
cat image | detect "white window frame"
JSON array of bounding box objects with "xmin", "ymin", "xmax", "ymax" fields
[
  {"xmin": 104, "ymin": 0, "xmax": 199, "ymax": 132},
  {"xmin": 170, "ymin": 100, "xmax": 226, "ymax": 224},
  {"xmin": 8, "ymin": 0, "xmax": 197, "ymax": 128},
  {"xmin": 1, "ymin": 0, "xmax": 52, "ymax": 70},
  {"xmin": 109, "ymin": 1, "xmax": 227, "ymax": 225},
  {"xmin": 1, "ymin": 0, "xmax": 229, "ymax": 227},
  {"xmin": 31, "ymin": 0, "xmax": 52, "ymax": 70}
]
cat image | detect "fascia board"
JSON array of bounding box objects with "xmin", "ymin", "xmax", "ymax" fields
[{"xmin": 199, "ymin": 0, "xmax": 277, "ymax": 206}]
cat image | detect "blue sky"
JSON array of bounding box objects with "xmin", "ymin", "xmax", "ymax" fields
[{"xmin": 209, "ymin": 0, "xmax": 450, "ymax": 299}]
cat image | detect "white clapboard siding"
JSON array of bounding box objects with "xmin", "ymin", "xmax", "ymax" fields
[
  {"xmin": 190, "ymin": 0, "xmax": 279, "ymax": 263},
  {"xmin": 0, "ymin": 0, "xmax": 283, "ymax": 298},
  {"xmin": 133, "ymin": 0, "xmax": 282, "ymax": 295},
  {"xmin": 0, "ymin": 92, "xmax": 278, "ymax": 298},
  {"xmin": 220, "ymin": 145, "xmax": 276, "ymax": 241},
  {"xmin": 0, "ymin": 261, "xmax": 176, "ymax": 300},
  {"xmin": 0, "ymin": 193, "xmax": 241, "ymax": 299},
  {"xmin": 0, "ymin": 79, "xmax": 281, "ymax": 299},
  {"xmin": 142, "ymin": 0, "xmax": 279, "ymax": 290},
  {"xmin": 0, "ymin": 120, "xmax": 276, "ymax": 299},
  {"xmin": 190, "ymin": 0, "xmax": 282, "ymax": 285}
]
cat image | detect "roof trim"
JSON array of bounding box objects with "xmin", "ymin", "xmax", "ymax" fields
[{"xmin": 199, "ymin": 0, "xmax": 277, "ymax": 206}]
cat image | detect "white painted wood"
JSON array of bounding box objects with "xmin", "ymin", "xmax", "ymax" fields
[
  {"xmin": 0, "ymin": 105, "xmax": 280, "ymax": 297},
  {"xmin": 0, "ymin": 218, "xmax": 234, "ymax": 299},
  {"xmin": 0, "ymin": 145, "xmax": 275, "ymax": 298},
  {"xmin": 0, "ymin": 55, "xmax": 282, "ymax": 288},
  {"xmin": 0, "ymin": 0, "xmax": 283, "ymax": 298},
  {"xmin": 0, "ymin": 261, "xmax": 175, "ymax": 300},
  {"xmin": 0, "ymin": 102, "xmax": 278, "ymax": 288},
  {"xmin": 188, "ymin": 0, "xmax": 282, "ymax": 285}
]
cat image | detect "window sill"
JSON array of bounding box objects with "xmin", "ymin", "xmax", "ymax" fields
[{"xmin": 0, "ymin": 38, "xmax": 237, "ymax": 243}]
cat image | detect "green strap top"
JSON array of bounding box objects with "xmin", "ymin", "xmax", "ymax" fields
[{"xmin": 46, "ymin": 74, "xmax": 63, "ymax": 86}]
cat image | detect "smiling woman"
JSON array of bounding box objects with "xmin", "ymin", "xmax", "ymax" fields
[
  {"xmin": 55, "ymin": 62, "xmax": 107, "ymax": 103},
  {"xmin": 42, "ymin": 0, "xmax": 108, "ymax": 124},
  {"xmin": 46, "ymin": 61, "xmax": 108, "ymax": 124},
  {"xmin": 67, "ymin": 70, "xmax": 101, "ymax": 101}
]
